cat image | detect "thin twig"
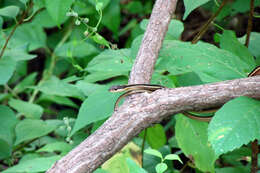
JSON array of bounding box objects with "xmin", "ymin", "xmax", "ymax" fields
[
  {"xmin": 245, "ymin": 0, "xmax": 254, "ymax": 47},
  {"xmin": 0, "ymin": 1, "xmax": 33, "ymax": 59},
  {"xmin": 251, "ymin": 140, "xmax": 258, "ymax": 173},
  {"xmin": 191, "ymin": 0, "xmax": 229, "ymax": 44},
  {"xmin": 141, "ymin": 129, "xmax": 147, "ymax": 168}
]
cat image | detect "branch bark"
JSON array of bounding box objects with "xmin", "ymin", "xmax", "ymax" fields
[{"xmin": 47, "ymin": 76, "xmax": 260, "ymax": 173}]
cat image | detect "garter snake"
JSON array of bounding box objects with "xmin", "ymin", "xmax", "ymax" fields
[{"xmin": 109, "ymin": 66, "xmax": 260, "ymax": 122}]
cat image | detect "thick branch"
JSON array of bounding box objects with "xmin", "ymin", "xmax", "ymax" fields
[
  {"xmin": 47, "ymin": 76, "xmax": 260, "ymax": 173},
  {"xmin": 129, "ymin": 0, "xmax": 177, "ymax": 84}
]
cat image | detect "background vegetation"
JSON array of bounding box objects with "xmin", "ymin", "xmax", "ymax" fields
[{"xmin": 0, "ymin": 0, "xmax": 260, "ymax": 172}]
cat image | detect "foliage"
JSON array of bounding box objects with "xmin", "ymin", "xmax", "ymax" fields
[{"xmin": 0, "ymin": 0, "xmax": 259, "ymax": 172}]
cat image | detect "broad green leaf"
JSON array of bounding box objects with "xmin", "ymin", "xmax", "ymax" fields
[
  {"xmin": 10, "ymin": 23, "xmax": 46, "ymax": 51},
  {"xmin": 126, "ymin": 158, "xmax": 147, "ymax": 173},
  {"xmin": 220, "ymin": 30, "xmax": 255, "ymax": 66},
  {"xmin": 124, "ymin": 1, "xmax": 143, "ymax": 14},
  {"xmin": 0, "ymin": 6, "xmax": 19, "ymax": 19},
  {"xmin": 94, "ymin": 168, "xmax": 110, "ymax": 173},
  {"xmin": 239, "ymin": 32, "xmax": 260, "ymax": 58},
  {"xmin": 88, "ymin": 0, "xmax": 110, "ymax": 10},
  {"xmin": 0, "ymin": 106, "xmax": 17, "ymax": 159},
  {"xmin": 215, "ymin": 166, "xmax": 250, "ymax": 173},
  {"xmin": 84, "ymin": 71, "xmax": 127, "ymax": 83},
  {"xmin": 146, "ymin": 124, "xmax": 167, "ymax": 149},
  {"xmin": 175, "ymin": 114, "xmax": 217, "ymax": 173},
  {"xmin": 37, "ymin": 94, "xmax": 78, "ymax": 108},
  {"xmin": 208, "ymin": 96, "xmax": 260, "ymax": 156},
  {"xmin": 164, "ymin": 154, "xmax": 182, "ymax": 163},
  {"xmin": 71, "ymin": 86, "xmax": 120, "ymax": 135},
  {"xmin": 37, "ymin": 142, "xmax": 72, "ymax": 154},
  {"xmin": 15, "ymin": 119, "xmax": 57, "ymax": 145},
  {"xmin": 140, "ymin": 19, "xmax": 184, "ymax": 40},
  {"xmin": 0, "ymin": 58, "xmax": 16, "ymax": 85},
  {"xmin": 102, "ymin": 0, "xmax": 120, "ymax": 35},
  {"xmin": 13, "ymin": 72, "xmax": 37, "ymax": 93},
  {"xmin": 31, "ymin": 10, "xmax": 63, "ymax": 28},
  {"xmin": 3, "ymin": 45, "xmax": 37, "ymax": 61},
  {"xmin": 157, "ymin": 40, "xmax": 255, "ymax": 83},
  {"xmin": 155, "ymin": 163, "xmax": 167, "ymax": 173},
  {"xmin": 55, "ymin": 40, "xmax": 99, "ymax": 58},
  {"xmin": 2, "ymin": 156, "xmax": 61, "ymax": 173},
  {"xmin": 9, "ymin": 99, "xmax": 43, "ymax": 119},
  {"xmin": 76, "ymin": 81, "xmax": 106, "ymax": 96},
  {"xmin": 36, "ymin": 76, "xmax": 85, "ymax": 99},
  {"xmin": 144, "ymin": 148, "xmax": 163, "ymax": 159},
  {"xmin": 85, "ymin": 49, "xmax": 132, "ymax": 81},
  {"xmin": 183, "ymin": 0, "xmax": 210, "ymax": 20},
  {"xmin": 44, "ymin": 0, "xmax": 72, "ymax": 26}
]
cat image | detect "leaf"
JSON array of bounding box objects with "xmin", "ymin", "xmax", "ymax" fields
[
  {"xmin": 208, "ymin": 96, "xmax": 260, "ymax": 156},
  {"xmin": 183, "ymin": 0, "xmax": 210, "ymax": 20},
  {"xmin": 155, "ymin": 163, "xmax": 167, "ymax": 173},
  {"xmin": 0, "ymin": 58, "xmax": 16, "ymax": 85},
  {"xmin": 54, "ymin": 40, "xmax": 99, "ymax": 58},
  {"xmin": 9, "ymin": 99, "xmax": 43, "ymax": 119},
  {"xmin": 13, "ymin": 72, "xmax": 37, "ymax": 93},
  {"xmin": 146, "ymin": 124, "xmax": 167, "ymax": 149},
  {"xmin": 164, "ymin": 154, "xmax": 182, "ymax": 163},
  {"xmin": 144, "ymin": 148, "xmax": 163, "ymax": 159},
  {"xmin": 37, "ymin": 142, "xmax": 72, "ymax": 154},
  {"xmin": 71, "ymin": 86, "xmax": 120, "ymax": 135},
  {"xmin": 44, "ymin": 0, "xmax": 72, "ymax": 26},
  {"xmin": 220, "ymin": 30, "xmax": 255, "ymax": 66},
  {"xmin": 36, "ymin": 76, "xmax": 84, "ymax": 99},
  {"xmin": 140, "ymin": 19, "xmax": 184, "ymax": 40},
  {"xmin": 0, "ymin": 106, "xmax": 17, "ymax": 159},
  {"xmin": 2, "ymin": 156, "xmax": 61, "ymax": 173},
  {"xmin": 239, "ymin": 32, "xmax": 260, "ymax": 58},
  {"xmin": 90, "ymin": 33, "xmax": 110, "ymax": 48},
  {"xmin": 102, "ymin": 0, "xmax": 120, "ymax": 35},
  {"xmin": 85, "ymin": 49, "xmax": 132, "ymax": 81},
  {"xmin": 10, "ymin": 23, "xmax": 47, "ymax": 51},
  {"xmin": 15, "ymin": 119, "xmax": 57, "ymax": 145},
  {"xmin": 76, "ymin": 81, "xmax": 106, "ymax": 96},
  {"xmin": 3, "ymin": 45, "xmax": 37, "ymax": 61},
  {"xmin": 37, "ymin": 94, "xmax": 78, "ymax": 108},
  {"xmin": 157, "ymin": 40, "xmax": 255, "ymax": 83},
  {"xmin": 126, "ymin": 158, "xmax": 148, "ymax": 173},
  {"xmin": 0, "ymin": 6, "xmax": 19, "ymax": 19},
  {"xmin": 175, "ymin": 114, "xmax": 217, "ymax": 172}
]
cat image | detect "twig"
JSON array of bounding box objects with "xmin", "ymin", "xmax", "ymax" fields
[
  {"xmin": 141, "ymin": 129, "xmax": 147, "ymax": 167},
  {"xmin": 191, "ymin": 0, "xmax": 229, "ymax": 44},
  {"xmin": 251, "ymin": 140, "xmax": 258, "ymax": 173},
  {"xmin": 245, "ymin": 0, "xmax": 254, "ymax": 47},
  {"xmin": 0, "ymin": 1, "xmax": 33, "ymax": 59}
]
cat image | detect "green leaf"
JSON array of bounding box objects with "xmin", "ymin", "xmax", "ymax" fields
[
  {"xmin": 144, "ymin": 148, "xmax": 163, "ymax": 159},
  {"xmin": 183, "ymin": 0, "xmax": 210, "ymax": 20},
  {"xmin": 220, "ymin": 30, "xmax": 255, "ymax": 66},
  {"xmin": 126, "ymin": 158, "xmax": 147, "ymax": 173},
  {"xmin": 36, "ymin": 76, "xmax": 85, "ymax": 99},
  {"xmin": 2, "ymin": 156, "xmax": 61, "ymax": 173},
  {"xmin": 102, "ymin": 0, "xmax": 120, "ymax": 35},
  {"xmin": 215, "ymin": 166, "xmax": 250, "ymax": 173},
  {"xmin": 0, "ymin": 6, "xmax": 19, "ymax": 19},
  {"xmin": 155, "ymin": 163, "xmax": 167, "ymax": 173},
  {"xmin": 157, "ymin": 40, "xmax": 255, "ymax": 83},
  {"xmin": 208, "ymin": 96, "xmax": 260, "ymax": 156},
  {"xmin": 15, "ymin": 119, "xmax": 57, "ymax": 145},
  {"xmin": 85, "ymin": 49, "xmax": 132, "ymax": 82},
  {"xmin": 37, "ymin": 142, "xmax": 72, "ymax": 154},
  {"xmin": 175, "ymin": 114, "xmax": 217, "ymax": 172},
  {"xmin": 146, "ymin": 124, "xmax": 167, "ymax": 149},
  {"xmin": 37, "ymin": 94, "xmax": 78, "ymax": 108},
  {"xmin": 44, "ymin": 0, "xmax": 72, "ymax": 26},
  {"xmin": 54, "ymin": 40, "xmax": 99, "ymax": 58},
  {"xmin": 239, "ymin": 32, "xmax": 260, "ymax": 58},
  {"xmin": 164, "ymin": 154, "xmax": 182, "ymax": 163},
  {"xmin": 13, "ymin": 72, "xmax": 37, "ymax": 93},
  {"xmin": 76, "ymin": 81, "xmax": 106, "ymax": 96},
  {"xmin": 0, "ymin": 106, "xmax": 17, "ymax": 159},
  {"xmin": 0, "ymin": 58, "xmax": 16, "ymax": 85},
  {"xmin": 140, "ymin": 19, "xmax": 184, "ymax": 40},
  {"xmin": 9, "ymin": 99, "xmax": 43, "ymax": 119},
  {"xmin": 3, "ymin": 45, "xmax": 37, "ymax": 61},
  {"xmin": 71, "ymin": 86, "xmax": 120, "ymax": 135},
  {"xmin": 90, "ymin": 33, "xmax": 110, "ymax": 48}
]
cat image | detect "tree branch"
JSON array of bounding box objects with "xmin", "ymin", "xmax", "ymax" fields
[{"xmin": 47, "ymin": 76, "xmax": 260, "ymax": 173}]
